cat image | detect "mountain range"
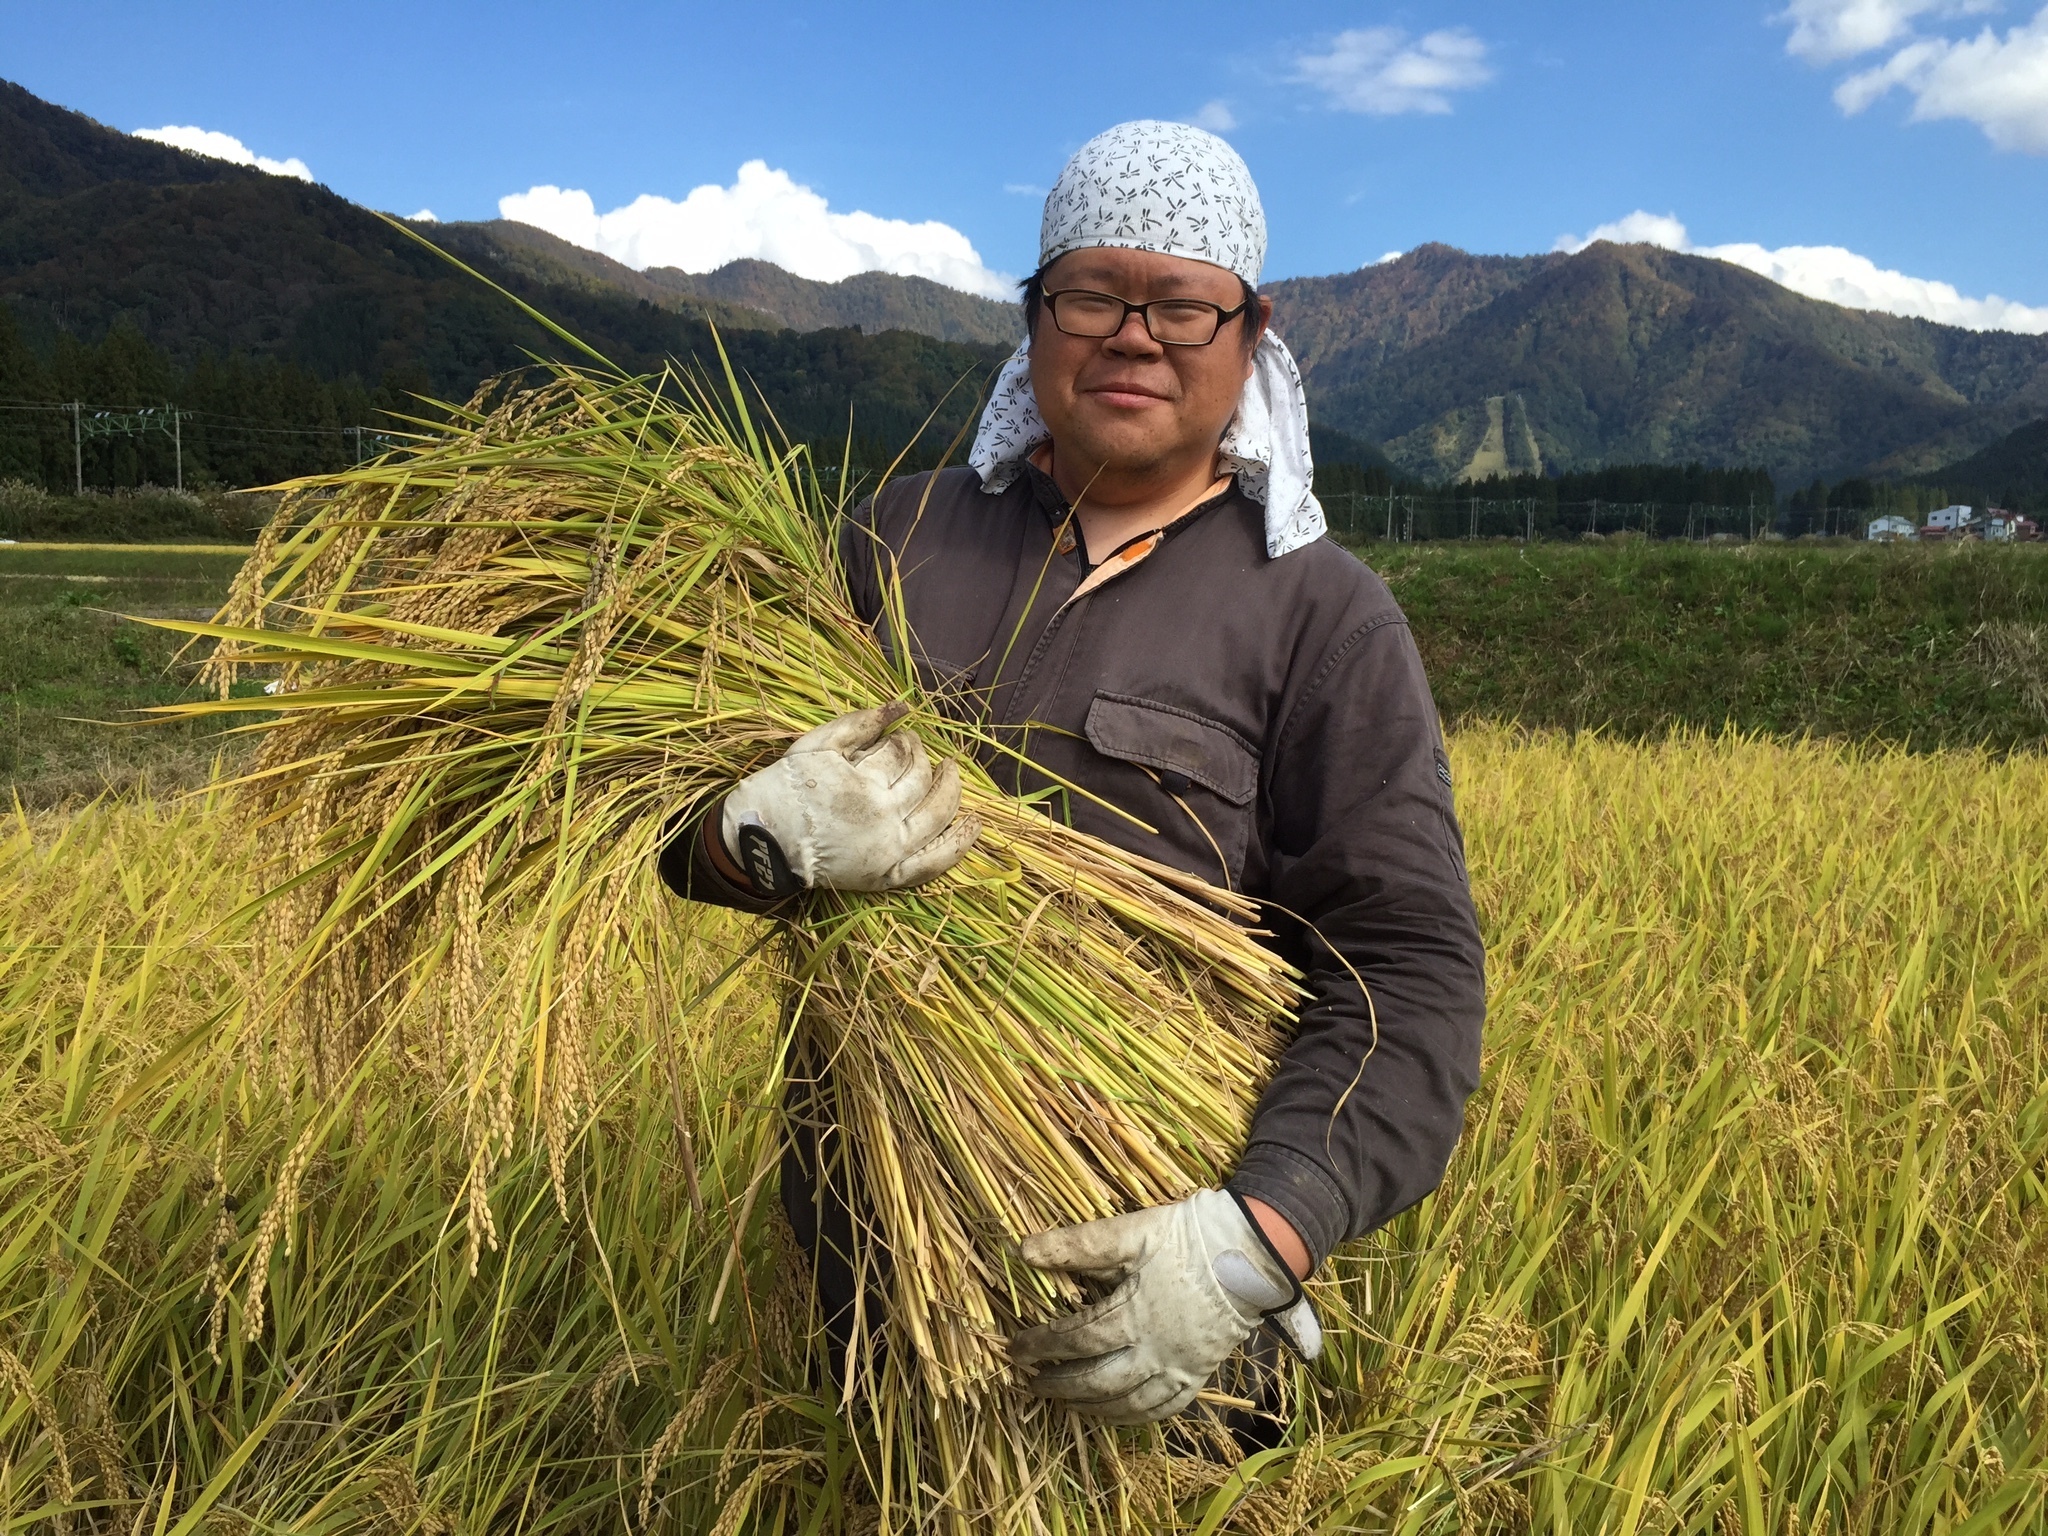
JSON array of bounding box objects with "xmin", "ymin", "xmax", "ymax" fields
[
  {"xmin": 1267, "ymin": 245, "xmax": 2048, "ymax": 485},
  {"xmin": 4, "ymin": 75, "xmax": 2045, "ymax": 492},
  {"xmin": 0, "ymin": 78, "xmax": 1009, "ymax": 476},
  {"xmin": 422, "ymin": 218, "xmax": 1021, "ymax": 348}
]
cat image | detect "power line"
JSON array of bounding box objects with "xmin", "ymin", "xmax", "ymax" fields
[
  {"xmin": 75, "ymin": 405, "xmax": 185, "ymax": 491},
  {"xmin": 1316, "ymin": 490, "xmax": 1802, "ymax": 543},
  {"xmin": 0, "ymin": 396, "xmax": 409, "ymax": 437},
  {"xmin": 1, "ymin": 394, "xmax": 413, "ymax": 496},
  {"xmin": 0, "ymin": 400, "xmax": 405, "ymax": 441}
]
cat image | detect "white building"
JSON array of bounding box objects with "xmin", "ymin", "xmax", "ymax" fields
[
  {"xmin": 1925, "ymin": 505, "xmax": 1973, "ymax": 532},
  {"xmin": 1865, "ymin": 515, "xmax": 1917, "ymax": 542}
]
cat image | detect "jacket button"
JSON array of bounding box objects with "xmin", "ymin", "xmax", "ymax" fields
[{"xmin": 1157, "ymin": 769, "xmax": 1192, "ymax": 794}]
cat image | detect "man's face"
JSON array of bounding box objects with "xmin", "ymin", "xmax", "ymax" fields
[{"xmin": 1028, "ymin": 247, "xmax": 1268, "ymax": 482}]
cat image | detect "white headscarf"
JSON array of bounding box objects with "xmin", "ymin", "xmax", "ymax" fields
[{"xmin": 968, "ymin": 120, "xmax": 1326, "ymax": 559}]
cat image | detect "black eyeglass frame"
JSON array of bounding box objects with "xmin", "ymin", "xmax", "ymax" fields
[{"xmin": 1040, "ymin": 287, "xmax": 1253, "ymax": 347}]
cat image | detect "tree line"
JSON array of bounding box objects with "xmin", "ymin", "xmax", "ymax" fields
[
  {"xmin": 0, "ymin": 295, "xmax": 1007, "ymax": 498},
  {"xmin": 0, "ymin": 307, "xmax": 417, "ymax": 491},
  {"xmin": 34, "ymin": 293, "xmax": 1983, "ymax": 539},
  {"xmin": 1784, "ymin": 477, "xmax": 1964, "ymax": 535},
  {"xmin": 1309, "ymin": 442, "xmax": 1776, "ymax": 509}
]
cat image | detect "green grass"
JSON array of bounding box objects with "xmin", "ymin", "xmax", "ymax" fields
[
  {"xmin": 0, "ymin": 485, "xmax": 274, "ymax": 543},
  {"xmin": 0, "ymin": 546, "xmax": 262, "ymax": 805},
  {"xmin": 1362, "ymin": 538, "xmax": 2048, "ymax": 750},
  {"xmin": 0, "ymin": 544, "xmax": 249, "ymax": 583},
  {"xmin": 6, "ymin": 540, "xmax": 2048, "ymax": 810}
]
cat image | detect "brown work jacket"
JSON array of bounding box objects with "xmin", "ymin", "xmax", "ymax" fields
[{"xmin": 664, "ymin": 461, "xmax": 1485, "ymax": 1268}]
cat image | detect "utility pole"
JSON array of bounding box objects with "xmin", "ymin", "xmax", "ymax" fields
[
  {"xmin": 1385, "ymin": 492, "xmax": 1393, "ymax": 543},
  {"xmin": 172, "ymin": 406, "xmax": 182, "ymax": 492},
  {"xmin": 71, "ymin": 402, "xmax": 82, "ymax": 495}
]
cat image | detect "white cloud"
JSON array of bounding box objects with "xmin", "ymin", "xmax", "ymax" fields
[
  {"xmin": 132, "ymin": 124, "xmax": 312, "ymax": 181},
  {"xmin": 1836, "ymin": 11, "xmax": 2048, "ymax": 151},
  {"xmin": 498, "ymin": 161, "xmax": 1013, "ymax": 299},
  {"xmin": 1557, "ymin": 210, "xmax": 1692, "ymax": 250},
  {"xmin": 1294, "ymin": 27, "xmax": 1494, "ymax": 115},
  {"xmin": 1833, "ymin": 36, "xmax": 1949, "ymax": 109},
  {"xmin": 1779, "ymin": 1, "xmax": 2048, "ymax": 152},
  {"xmin": 1191, "ymin": 99, "xmax": 1238, "ymax": 132},
  {"xmin": 1003, "ymin": 182, "xmax": 1047, "ymax": 197},
  {"xmin": 1775, "ymin": 0, "xmax": 1993, "ymax": 63},
  {"xmin": 1554, "ymin": 210, "xmax": 2048, "ymax": 332},
  {"xmin": 1368, "ymin": 249, "xmax": 1406, "ymax": 266},
  {"xmin": 408, "ymin": 208, "xmax": 438, "ymax": 222}
]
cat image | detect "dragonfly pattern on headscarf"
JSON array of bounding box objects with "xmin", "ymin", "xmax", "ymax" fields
[{"xmin": 1039, "ymin": 119, "xmax": 1267, "ymax": 284}]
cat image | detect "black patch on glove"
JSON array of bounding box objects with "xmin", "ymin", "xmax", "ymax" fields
[{"xmin": 736, "ymin": 822, "xmax": 800, "ymax": 899}]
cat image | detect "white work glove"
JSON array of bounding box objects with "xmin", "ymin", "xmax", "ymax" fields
[
  {"xmin": 720, "ymin": 702, "xmax": 980, "ymax": 896},
  {"xmin": 1010, "ymin": 1189, "xmax": 1323, "ymax": 1425}
]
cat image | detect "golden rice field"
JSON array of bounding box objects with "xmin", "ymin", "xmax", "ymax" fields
[{"xmin": 3, "ymin": 725, "xmax": 2044, "ymax": 1534}]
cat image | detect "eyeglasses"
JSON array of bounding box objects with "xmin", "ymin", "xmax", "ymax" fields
[{"xmin": 1042, "ymin": 288, "xmax": 1251, "ymax": 347}]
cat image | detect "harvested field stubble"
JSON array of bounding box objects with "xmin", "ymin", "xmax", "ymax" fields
[{"xmin": 2, "ymin": 727, "xmax": 2044, "ymax": 1532}]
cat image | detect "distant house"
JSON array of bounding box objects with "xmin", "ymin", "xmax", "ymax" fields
[
  {"xmin": 1865, "ymin": 515, "xmax": 1917, "ymax": 542},
  {"xmin": 1985, "ymin": 511, "xmax": 2040, "ymax": 543},
  {"xmin": 1922, "ymin": 504, "xmax": 1973, "ymax": 540}
]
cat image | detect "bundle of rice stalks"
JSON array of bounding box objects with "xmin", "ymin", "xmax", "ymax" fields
[{"xmin": 155, "ymin": 353, "xmax": 1304, "ymax": 1531}]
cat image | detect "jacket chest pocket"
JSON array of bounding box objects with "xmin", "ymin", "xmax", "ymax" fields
[{"xmin": 1084, "ymin": 692, "xmax": 1261, "ymax": 888}]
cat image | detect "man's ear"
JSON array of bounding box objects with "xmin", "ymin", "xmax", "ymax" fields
[
  {"xmin": 1245, "ymin": 294, "xmax": 1273, "ymax": 368},
  {"xmin": 1241, "ymin": 295, "xmax": 1273, "ymax": 381}
]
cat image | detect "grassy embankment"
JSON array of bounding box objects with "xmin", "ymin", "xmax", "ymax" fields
[
  {"xmin": 8, "ymin": 538, "xmax": 2045, "ymax": 808},
  {"xmin": 1362, "ymin": 538, "xmax": 2048, "ymax": 751},
  {"xmin": 3, "ymin": 728, "xmax": 2042, "ymax": 1531},
  {"xmin": 0, "ymin": 483, "xmax": 274, "ymax": 544},
  {"xmin": 0, "ymin": 545, "xmax": 265, "ymax": 804}
]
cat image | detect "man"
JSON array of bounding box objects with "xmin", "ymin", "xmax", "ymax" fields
[{"xmin": 661, "ymin": 120, "xmax": 1485, "ymax": 1430}]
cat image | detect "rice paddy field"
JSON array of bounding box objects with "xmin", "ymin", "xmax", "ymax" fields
[
  {"xmin": 0, "ymin": 545, "xmax": 263, "ymax": 806},
  {"xmin": 4, "ymin": 723, "xmax": 2044, "ymax": 1533}
]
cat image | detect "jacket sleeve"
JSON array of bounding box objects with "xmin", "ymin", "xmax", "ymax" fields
[
  {"xmin": 1225, "ymin": 611, "xmax": 1485, "ymax": 1270},
  {"xmin": 655, "ymin": 802, "xmax": 788, "ymax": 916}
]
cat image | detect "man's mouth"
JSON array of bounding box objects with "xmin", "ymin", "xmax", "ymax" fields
[{"xmin": 1083, "ymin": 382, "xmax": 1171, "ymax": 409}]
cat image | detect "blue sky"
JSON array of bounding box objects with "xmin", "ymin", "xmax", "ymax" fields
[{"xmin": 7, "ymin": 0, "xmax": 2047, "ymax": 327}]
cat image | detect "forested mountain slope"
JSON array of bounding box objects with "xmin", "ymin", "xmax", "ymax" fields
[
  {"xmin": 0, "ymin": 79, "xmax": 1005, "ymax": 488},
  {"xmin": 430, "ymin": 222, "xmax": 1021, "ymax": 346},
  {"xmin": 1268, "ymin": 243, "xmax": 2048, "ymax": 485},
  {"xmin": 1914, "ymin": 415, "xmax": 2048, "ymax": 507},
  {"xmin": 648, "ymin": 257, "xmax": 1019, "ymax": 346}
]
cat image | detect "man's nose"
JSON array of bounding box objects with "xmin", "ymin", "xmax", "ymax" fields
[{"xmin": 1103, "ymin": 310, "xmax": 1162, "ymax": 356}]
